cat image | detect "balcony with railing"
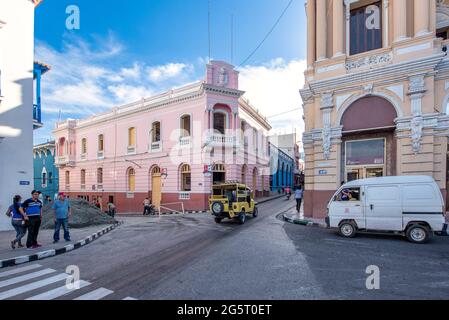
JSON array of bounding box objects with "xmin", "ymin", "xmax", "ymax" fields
[
  {"xmin": 55, "ymin": 155, "xmax": 76, "ymax": 167},
  {"xmin": 33, "ymin": 61, "xmax": 50, "ymax": 130},
  {"xmin": 150, "ymin": 141, "xmax": 162, "ymax": 153},
  {"xmin": 205, "ymin": 132, "xmax": 238, "ymax": 148},
  {"xmin": 179, "ymin": 136, "xmax": 192, "ymax": 148}
]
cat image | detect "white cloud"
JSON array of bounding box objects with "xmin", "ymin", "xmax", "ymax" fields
[
  {"xmin": 107, "ymin": 84, "xmax": 153, "ymax": 105},
  {"xmin": 120, "ymin": 63, "xmax": 141, "ymax": 79},
  {"xmin": 239, "ymin": 58, "xmax": 306, "ymax": 135},
  {"xmin": 147, "ymin": 63, "xmax": 193, "ymax": 82}
]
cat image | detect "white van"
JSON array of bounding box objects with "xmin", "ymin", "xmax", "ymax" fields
[{"xmin": 326, "ymin": 176, "xmax": 446, "ymax": 244}]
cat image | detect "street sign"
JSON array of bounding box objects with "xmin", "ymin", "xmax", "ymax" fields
[
  {"xmin": 318, "ymin": 170, "xmax": 327, "ymax": 175},
  {"xmin": 19, "ymin": 181, "xmax": 30, "ymax": 186}
]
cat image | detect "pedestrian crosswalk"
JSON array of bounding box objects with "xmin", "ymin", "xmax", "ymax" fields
[{"xmin": 0, "ymin": 264, "xmax": 137, "ymax": 300}]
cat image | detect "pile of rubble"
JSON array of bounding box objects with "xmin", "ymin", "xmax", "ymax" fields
[{"xmin": 41, "ymin": 199, "xmax": 117, "ymax": 230}]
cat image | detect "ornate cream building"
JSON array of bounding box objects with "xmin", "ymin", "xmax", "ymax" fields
[{"xmin": 300, "ymin": 0, "xmax": 449, "ymax": 218}]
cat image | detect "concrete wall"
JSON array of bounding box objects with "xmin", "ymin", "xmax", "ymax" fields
[{"xmin": 0, "ymin": 0, "xmax": 35, "ymax": 230}]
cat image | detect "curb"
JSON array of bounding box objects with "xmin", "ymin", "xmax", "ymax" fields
[
  {"xmin": 121, "ymin": 195, "xmax": 286, "ymax": 216},
  {"xmin": 0, "ymin": 223, "xmax": 122, "ymax": 269},
  {"xmin": 282, "ymin": 213, "xmax": 327, "ymax": 229}
]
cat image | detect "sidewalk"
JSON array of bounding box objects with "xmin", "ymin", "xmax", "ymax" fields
[
  {"xmin": 119, "ymin": 193, "xmax": 286, "ymax": 216},
  {"xmin": 282, "ymin": 206, "xmax": 327, "ymax": 228},
  {"xmin": 0, "ymin": 224, "xmax": 119, "ymax": 268}
]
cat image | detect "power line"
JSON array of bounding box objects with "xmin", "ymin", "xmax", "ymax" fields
[
  {"xmin": 238, "ymin": 0, "xmax": 294, "ymax": 68},
  {"xmin": 267, "ymin": 108, "xmax": 300, "ymax": 119}
]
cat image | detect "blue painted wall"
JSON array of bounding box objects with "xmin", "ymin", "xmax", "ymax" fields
[
  {"xmin": 33, "ymin": 142, "xmax": 59, "ymax": 203},
  {"xmin": 269, "ymin": 143, "xmax": 294, "ymax": 193}
]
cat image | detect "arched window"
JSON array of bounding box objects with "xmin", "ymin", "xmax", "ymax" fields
[
  {"xmin": 81, "ymin": 138, "xmax": 87, "ymax": 155},
  {"xmin": 152, "ymin": 122, "xmax": 161, "ymax": 143},
  {"xmin": 180, "ymin": 115, "xmax": 191, "ymax": 137},
  {"xmin": 80, "ymin": 169, "xmax": 86, "ymax": 189},
  {"xmin": 58, "ymin": 138, "xmax": 66, "ymax": 156},
  {"xmin": 98, "ymin": 134, "xmax": 104, "ymax": 152},
  {"xmin": 97, "ymin": 168, "xmax": 103, "ymax": 184},
  {"xmin": 180, "ymin": 164, "xmax": 191, "ymax": 191},
  {"xmin": 128, "ymin": 128, "xmax": 136, "ymax": 147},
  {"xmin": 213, "ymin": 112, "xmax": 227, "ymax": 134},
  {"xmin": 127, "ymin": 168, "xmax": 136, "ymax": 193}
]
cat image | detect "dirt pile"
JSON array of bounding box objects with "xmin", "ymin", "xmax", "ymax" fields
[{"xmin": 41, "ymin": 199, "xmax": 117, "ymax": 230}]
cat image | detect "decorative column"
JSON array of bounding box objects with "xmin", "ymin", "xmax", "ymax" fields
[
  {"xmin": 430, "ymin": 0, "xmax": 436, "ymax": 34},
  {"xmin": 344, "ymin": 0, "xmax": 351, "ymax": 55},
  {"xmin": 382, "ymin": 0, "xmax": 390, "ymax": 48},
  {"xmin": 306, "ymin": 0, "xmax": 316, "ymax": 67},
  {"xmin": 321, "ymin": 93, "xmax": 334, "ymax": 160},
  {"xmin": 393, "ymin": 0, "xmax": 407, "ymax": 43},
  {"xmin": 316, "ymin": 0, "xmax": 327, "ymax": 61},
  {"xmin": 414, "ymin": 0, "xmax": 430, "ymax": 37},
  {"xmin": 333, "ymin": 0, "xmax": 344, "ymax": 57},
  {"xmin": 408, "ymin": 75, "xmax": 426, "ymax": 154}
]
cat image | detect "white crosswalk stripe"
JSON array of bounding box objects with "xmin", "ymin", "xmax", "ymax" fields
[
  {"xmin": 74, "ymin": 287, "xmax": 113, "ymax": 300},
  {"xmin": 26, "ymin": 280, "xmax": 91, "ymax": 300},
  {"xmin": 0, "ymin": 265, "xmax": 137, "ymax": 300},
  {"xmin": 0, "ymin": 264, "xmax": 42, "ymax": 278},
  {"xmin": 0, "ymin": 273, "xmax": 68, "ymax": 300},
  {"xmin": 0, "ymin": 268, "xmax": 55, "ymax": 288}
]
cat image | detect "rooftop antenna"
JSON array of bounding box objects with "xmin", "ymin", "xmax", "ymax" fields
[{"xmin": 208, "ymin": 0, "xmax": 211, "ymax": 63}]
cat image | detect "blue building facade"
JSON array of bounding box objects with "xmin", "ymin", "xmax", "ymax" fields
[
  {"xmin": 269, "ymin": 143, "xmax": 294, "ymax": 193},
  {"xmin": 33, "ymin": 141, "xmax": 59, "ymax": 203},
  {"xmin": 33, "ymin": 61, "xmax": 50, "ymax": 130}
]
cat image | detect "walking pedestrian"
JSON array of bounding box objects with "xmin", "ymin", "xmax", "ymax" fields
[
  {"xmin": 5, "ymin": 195, "xmax": 28, "ymax": 249},
  {"xmin": 107, "ymin": 201, "xmax": 116, "ymax": 218},
  {"xmin": 295, "ymin": 186, "xmax": 304, "ymax": 213},
  {"xmin": 22, "ymin": 190, "xmax": 43, "ymax": 249},
  {"xmin": 52, "ymin": 192, "xmax": 71, "ymax": 244}
]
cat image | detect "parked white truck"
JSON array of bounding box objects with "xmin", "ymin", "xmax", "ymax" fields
[{"xmin": 326, "ymin": 176, "xmax": 446, "ymax": 244}]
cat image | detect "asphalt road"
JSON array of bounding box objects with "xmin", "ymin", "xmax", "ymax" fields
[{"xmin": 1, "ymin": 197, "xmax": 449, "ymax": 300}]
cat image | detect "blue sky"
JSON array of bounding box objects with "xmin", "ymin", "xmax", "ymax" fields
[{"xmin": 34, "ymin": 0, "xmax": 307, "ymax": 144}]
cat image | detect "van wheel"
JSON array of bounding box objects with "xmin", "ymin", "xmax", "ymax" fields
[
  {"xmin": 339, "ymin": 222, "xmax": 357, "ymax": 238},
  {"xmin": 406, "ymin": 225, "xmax": 430, "ymax": 244},
  {"xmin": 238, "ymin": 213, "xmax": 247, "ymax": 225}
]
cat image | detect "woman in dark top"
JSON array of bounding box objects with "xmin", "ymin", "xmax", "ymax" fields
[{"xmin": 5, "ymin": 195, "xmax": 28, "ymax": 249}]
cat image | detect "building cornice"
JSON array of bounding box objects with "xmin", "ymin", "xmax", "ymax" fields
[{"xmin": 300, "ymin": 53, "xmax": 445, "ymax": 100}]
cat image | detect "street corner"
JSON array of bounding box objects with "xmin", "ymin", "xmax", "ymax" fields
[
  {"xmin": 0, "ymin": 222, "xmax": 121, "ymax": 269},
  {"xmin": 282, "ymin": 210, "xmax": 327, "ymax": 229}
]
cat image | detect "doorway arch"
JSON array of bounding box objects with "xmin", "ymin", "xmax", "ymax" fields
[{"xmin": 150, "ymin": 166, "xmax": 162, "ymax": 209}]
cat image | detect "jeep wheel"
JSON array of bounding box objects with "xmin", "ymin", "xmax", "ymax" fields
[
  {"xmin": 238, "ymin": 212, "xmax": 247, "ymax": 225},
  {"xmin": 252, "ymin": 207, "xmax": 259, "ymax": 218},
  {"xmin": 214, "ymin": 217, "xmax": 223, "ymax": 224},
  {"xmin": 211, "ymin": 202, "xmax": 224, "ymax": 216},
  {"xmin": 339, "ymin": 222, "xmax": 357, "ymax": 238},
  {"xmin": 406, "ymin": 224, "xmax": 430, "ymax": 244}
]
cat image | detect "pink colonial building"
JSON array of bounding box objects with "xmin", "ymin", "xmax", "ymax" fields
[{"xmin": 53, "ymin": 61, "xmax": 272, "ymax": 213}]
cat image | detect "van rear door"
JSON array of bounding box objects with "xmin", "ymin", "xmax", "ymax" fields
[{"xmin": 365, "ymin": 185, "xmax": 402, "ymax": 231}]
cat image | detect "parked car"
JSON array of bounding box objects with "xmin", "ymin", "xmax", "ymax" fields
[{"xmin": 326, "ymin": 176, "xmax": 446, "ymax": 244}]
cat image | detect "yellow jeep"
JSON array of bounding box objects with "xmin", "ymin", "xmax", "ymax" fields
[{"xmin": 209, "ymin": 182, "xmax": 258, "ymax": 225}]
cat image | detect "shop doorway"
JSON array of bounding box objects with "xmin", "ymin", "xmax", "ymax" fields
[
  {"xmin": 344, "ymin": 138, "xmax": 386, "ymax": 182},
  {"xmin": 212, "ymin": 164, "xmax": 226, "ymax": 184},
  {"xmin": 151, "ymin": 166, "xmax": 162, "ymax": 209}
]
